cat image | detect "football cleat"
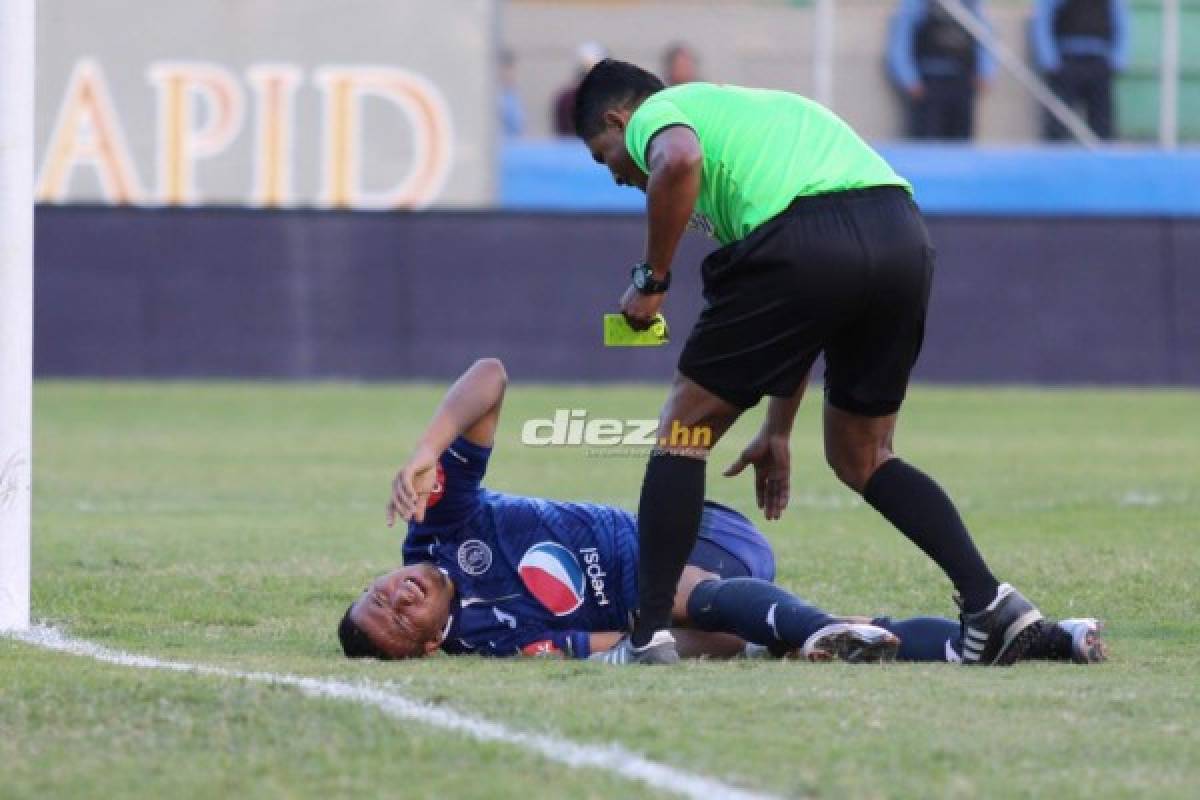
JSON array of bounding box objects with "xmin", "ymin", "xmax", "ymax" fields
[
  {"xmin": 589, "ymin": 630, "xmax": 679, "ymax": 665},
  {"xmin": 798, "ymin": 623, "xmax": 900, "ymax": 663},
  {"xmin": 958, "ymin": 583, "xmax": 1045, "ymax": 666},
  {"xmin": 1057, "ymin": 618, "xmax": 1109, "ymax": 664}
]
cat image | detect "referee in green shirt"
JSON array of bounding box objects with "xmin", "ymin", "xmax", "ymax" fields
[{"xmin": 576, "ymin": 60, "xmax": 1045, "ymax": 667}]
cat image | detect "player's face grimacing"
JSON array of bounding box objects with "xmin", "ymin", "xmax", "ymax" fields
[
  {"xmin": 349, "ymin": 563, "xmax": 454, "ymax": 659},
  {"xmin": 586, "ymin": 110, "xmax": 647, "ymax": 192}
]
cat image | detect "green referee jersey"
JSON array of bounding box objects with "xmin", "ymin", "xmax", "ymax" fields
[{"xmin": 624, "ymin": 83, "xmax": 912, "ymax": 246}]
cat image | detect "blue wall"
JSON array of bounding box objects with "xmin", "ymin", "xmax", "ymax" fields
[
  {"xmin": 34, "ymin": 207, "xmax": 1200, "ymax": 385},
  {"xmin": 501, "ymin": 140, "xmax": 1200, "ymax": 217}
]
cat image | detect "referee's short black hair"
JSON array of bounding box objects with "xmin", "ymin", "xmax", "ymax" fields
[
  {"xmin": 338, "ymin": 600, "xmax": 389, "ymax": 659},
  {"xmin": 573, "ymin": 58, "xmax": 665, "ymax": 139}
]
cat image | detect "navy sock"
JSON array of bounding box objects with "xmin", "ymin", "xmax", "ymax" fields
[
  {"xmin": 863, "ymin": 459, "xmax": 1000, "ymax": 612},
  {"xmin": 873, "ymin": 616, "xmax": 962, "ymax": 662},
  {"xmin": 687, "ymin": 578, "xmax": 837, "ymax": 655},
  {"xmin": 631, "ymin": 453, "xmax": 706, "ymax": 647}
]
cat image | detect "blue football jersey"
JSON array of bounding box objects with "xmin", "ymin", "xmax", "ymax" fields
[{"xmin": 403, "ymin": 437, "xmax": 638, "ymax": 659}]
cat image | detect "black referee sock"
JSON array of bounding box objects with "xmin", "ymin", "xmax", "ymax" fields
[
  {"xmin": 687, "ymin": 578, "xmax": 836, "ymax": 655},
  {"xmin": 630, "ymin": 453, "xmax": 706, "ymax": 648},
  {"xmin": 863, "ymin": 458, "xmax": 999, "ymax": 613}
]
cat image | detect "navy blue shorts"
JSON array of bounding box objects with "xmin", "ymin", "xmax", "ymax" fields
[{"xmin": 687, "ymin": 501, "xmax": 776, "ymax": 581}]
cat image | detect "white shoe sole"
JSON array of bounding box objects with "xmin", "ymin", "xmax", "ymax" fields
[{"xmin": 799, "ymin": 623, "xmax": 900, "ymax": 664}]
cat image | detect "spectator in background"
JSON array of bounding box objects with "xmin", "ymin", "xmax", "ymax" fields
[
  {"xmin": 1032, "ymin": 0, "xmax": 1129, "ymax": 140},
  {"xmin": 553, "ymin": 42, "xmax": 608, "ymax": 135},
  {"xmin": 663, "ymin": 42, "xmax": 700, "ymax": 86},
  {"xmin": 498, "ymin": 49, "xmax": 525, "ymax": 138},
  {"xmin": 888, "ymin": 0, "xmax": 996, "ymax": 140}
]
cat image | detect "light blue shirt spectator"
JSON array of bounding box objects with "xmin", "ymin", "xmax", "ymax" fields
[
  {"xmin": 498, "ymin": 48, "xmax": 526, "ymax": 139},
  {"xmin": 499, "ymin": 89, "xmax": 525, "ymax": 138},
  {"xmin": 1031, "ymin": 0, "xmax": 1130, "ymax": 73},
  {"xmin": 888, "ymin": 0, "xmax": 997, "ymax": 92}
]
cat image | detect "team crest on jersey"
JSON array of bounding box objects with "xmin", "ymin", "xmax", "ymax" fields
[
  {"xmin": 517, "ymin": 542, "xmax": 586, "ymax": 616},
  {"xmin": 456, "ymin": 539, "xmax": 492, "ymax": 576}
]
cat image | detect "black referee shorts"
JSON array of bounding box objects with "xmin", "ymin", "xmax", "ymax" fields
[{"xmin": 678, "ymin": 186, "xmax": 933, "ymax": 416}]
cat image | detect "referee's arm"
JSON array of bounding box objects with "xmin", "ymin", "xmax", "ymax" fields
[
  {"xmin": 764, "ymin": 377, "xmax": 811, "ymax": 437},
  {"xmin": 643, "ymin": 126, "xmax": 702, "ymax": 280}
]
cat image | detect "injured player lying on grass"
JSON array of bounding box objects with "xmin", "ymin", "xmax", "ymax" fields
[{"xmin": 338, "ymin": 358, "xmax": 1107, "ymax": 664}]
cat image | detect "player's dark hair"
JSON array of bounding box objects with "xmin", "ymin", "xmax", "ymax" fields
[
  {"xmin": 338, "ymin": 600, "xmax": 390, "ymax": 660},
  {"xmin": 572, "ymin": 58, "xmax": 665, "ymax": 139}
]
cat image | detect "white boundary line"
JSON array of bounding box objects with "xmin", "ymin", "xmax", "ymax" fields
[{"xmin": 8, "ymin": 625, "xmax": 781, "ymax": 800}]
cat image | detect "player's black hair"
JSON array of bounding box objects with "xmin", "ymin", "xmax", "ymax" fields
[
  {"xmin": 572, "ymin": 58, "xmax": 665, "ymax": 139},
  {"xmin": 338, "ymin": 600, "xmax": 390, "ymax": 660}
]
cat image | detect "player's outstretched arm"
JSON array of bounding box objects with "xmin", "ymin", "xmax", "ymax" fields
[
  {"xmin": 387, "ymin": 358, "xmax": 508, "ymax": 525},
  {"xmin": 413, "ymin": 357, "xmax": 508, "ymax": 451}
]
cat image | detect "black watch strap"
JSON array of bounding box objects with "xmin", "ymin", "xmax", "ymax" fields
[{"xmin": 631, "ymin": 262, "xmax": 671, "ymax": 295}]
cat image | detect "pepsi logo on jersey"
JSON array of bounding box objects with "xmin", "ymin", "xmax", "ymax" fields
[{"xmin": 517, "ymin": 542, "xmax": 586, "ymax": 616}]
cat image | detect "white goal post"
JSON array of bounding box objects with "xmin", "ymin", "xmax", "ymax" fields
[{"xmin": 0, "ymin": 0, "xmax": 35, "ymax": 632}]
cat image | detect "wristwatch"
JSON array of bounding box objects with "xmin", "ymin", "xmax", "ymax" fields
[{"xmin": 631, "ymin": 262, "xmax": 671, "ymax": 295}]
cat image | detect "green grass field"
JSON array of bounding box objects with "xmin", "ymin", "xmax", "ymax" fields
[{"xmin": 3, "ymin": 381, "xmax": 1199, "ymax": 799}]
